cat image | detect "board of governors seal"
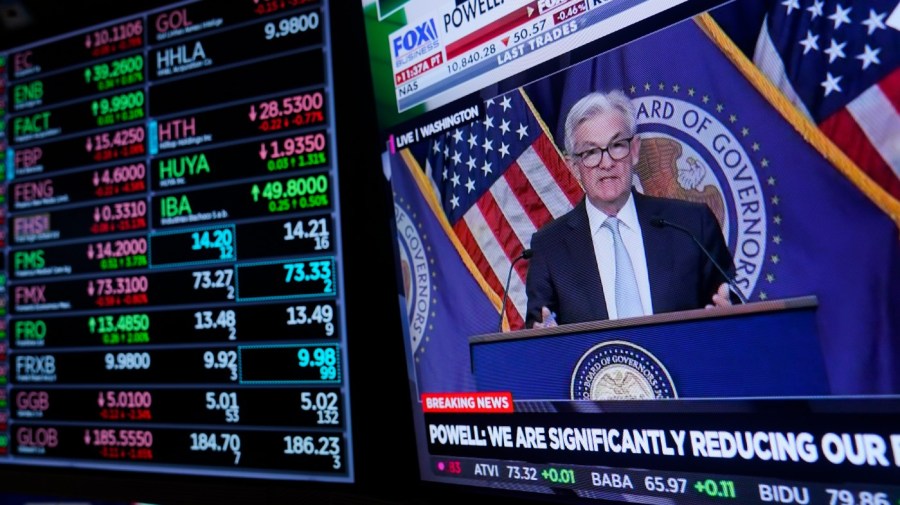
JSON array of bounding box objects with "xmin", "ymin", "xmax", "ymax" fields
[{"xmin": 571, "ymin": 341, "xmax": 677, "ymax": 400}]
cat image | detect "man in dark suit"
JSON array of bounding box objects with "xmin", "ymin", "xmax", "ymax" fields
[{"xmin": 525, "ymin": 90, "xmax": 734, "ymax": 328}]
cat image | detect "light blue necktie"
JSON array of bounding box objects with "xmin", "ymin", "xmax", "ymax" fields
[{"xmin": 604, "ymin": 217, "xmax": 643, "ymax": 318}]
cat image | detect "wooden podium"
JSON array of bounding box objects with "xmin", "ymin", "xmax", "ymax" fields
[{"xmin": 469, "ymin": 296, "xmax": 828, "ymax": 399}]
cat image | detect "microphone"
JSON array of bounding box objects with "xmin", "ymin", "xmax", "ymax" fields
[
  {"xmin": 649, "ymin": 217, "xmax": 748, "ymax": 304},
  {"xmin": 498, "ymin": 249, "xmax": 533, "ymax": 332}
]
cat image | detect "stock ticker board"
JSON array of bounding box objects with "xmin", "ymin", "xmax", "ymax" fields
[{"xmin": 0, "ymin": 0, "xmax": 353, "ymax": 481}]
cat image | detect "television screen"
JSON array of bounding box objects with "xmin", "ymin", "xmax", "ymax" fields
[
  {"xmin": 360, "ymin": 0, "xmax": 900, "ymax": 502},
  {"xmin": 0, "ymin": 0, "xmax": 357, "ymax": 486}
]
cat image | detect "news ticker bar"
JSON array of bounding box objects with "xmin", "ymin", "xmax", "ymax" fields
[
  {"xmin": 423, "ymin": 409, "xmax": 900, "ymax": 483},
  {"xmin": 429, "ymin": 455, "xmax": 900, "ymax": 505}
]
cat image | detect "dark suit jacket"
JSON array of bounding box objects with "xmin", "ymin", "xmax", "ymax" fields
[{"xmin": 524, "ymin": 192, "xmax": 734, "ymax": 327}]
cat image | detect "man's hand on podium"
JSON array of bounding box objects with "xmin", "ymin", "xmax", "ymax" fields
[
  {"xmin": 706, "ymin": 282, "xmax": 732, "ymax": 309},
  {"xmin": 532, "ymin": 306, "xmax": 558, "ymax": 329}
]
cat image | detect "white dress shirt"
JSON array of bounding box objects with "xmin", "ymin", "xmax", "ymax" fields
[{"xmin": 585, "ymin": 193, "xmax": 654, "ymax": 319}]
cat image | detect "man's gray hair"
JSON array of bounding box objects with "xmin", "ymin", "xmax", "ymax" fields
[{"xmin": 563, "ymin": 90, "xmax": 637, "ymax": 154}]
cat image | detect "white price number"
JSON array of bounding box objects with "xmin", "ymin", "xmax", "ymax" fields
[
  {"xmin": 283, "ymin": 435, "xmax": 341, "ymax": 469},
  {"xmin": 283, "ymin": 217, "xmax": 330, "ymax": 251},
  {"xmin": 826, "ymin": 489, "xmax": 890, "ymax": 505},
  {"xmin": 205, "ymin": 392, "xmax": 240, "ymax": 423},
  {"xmin": 644, "ymin": 476, "xmax": 686, "ymax": 493},
  {"xmin": 263, "ymin": 12, "xmax": 319, "ymax": 40},
  {"xmin": 193, "ymin": 309, "xmax": 237, "ymax": 340},
  {"xmin": 203, "ymin": 350, "xmax": 238, "ymax": 381},
  {"xmin": 300, "ymin": 391, "xmax": 339, "ymax": 425},
  {"xmin": 191, "ymin": 269, "xmax": 235, "ymax": 299},
  {"xmin": 189, "ymin": 432, "xmax": 241, "ymax": 464},
  {"xmin": 104, "ymin": 352, "xmax": 151, "ymax": 370},
  {"xmin": 285, "ymin": 304, "xmax": 335, "ymax": 336}
]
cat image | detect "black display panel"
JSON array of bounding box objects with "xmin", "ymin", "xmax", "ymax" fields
[{"xmin": 0, "ymin": 0, "xmax": 355, "ymax": 484}]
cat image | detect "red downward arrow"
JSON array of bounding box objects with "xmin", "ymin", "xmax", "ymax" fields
[{"xmin": 502, "ymin": 37, "xmax": 510, "ymax": 46}]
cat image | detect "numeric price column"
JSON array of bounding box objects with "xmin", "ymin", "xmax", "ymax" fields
[
  {"xmin": 144, "ymin": 0, "xmax": 350, "ymax": 477},
  {"xmin": 4, "ymin": 14, "xmax": 152, "ymax": 467}
]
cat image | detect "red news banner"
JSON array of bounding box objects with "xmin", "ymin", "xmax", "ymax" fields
[{"xmin": 422, "ymin": 392, "xmax": 513, "ymax": 413}]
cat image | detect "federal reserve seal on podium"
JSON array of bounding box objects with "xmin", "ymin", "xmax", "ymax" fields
[{"xmin": 571, "ymin": 341, "xmax": 677, "ymax": 400}]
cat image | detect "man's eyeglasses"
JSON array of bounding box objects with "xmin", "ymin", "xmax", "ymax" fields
[{"xmin": 570, "ymin": 137, "xmax": 634, "ymax": 168}]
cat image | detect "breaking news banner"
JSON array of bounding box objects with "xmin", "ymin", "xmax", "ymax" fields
[{"xmin": 422, "ymin": 392, "xmax": 514, "ymax": 413}]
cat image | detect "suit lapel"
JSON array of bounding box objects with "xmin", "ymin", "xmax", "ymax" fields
[
  {"xmin": 564, "ymin": 199, "xmax": 609, "ymax": 321},
  {"xmin": 635, "ymin": 193, "xmax": 675, "ymax": 313}
]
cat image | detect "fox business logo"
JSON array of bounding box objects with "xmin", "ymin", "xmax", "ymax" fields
[{"xmin": 391, "ymin": 19, "xmax": 441, "ymax": 69}]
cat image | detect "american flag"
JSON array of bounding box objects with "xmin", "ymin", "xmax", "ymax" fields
[
  {"xmin": 751, "ymin": 0, "xmax": 900, "ymax": 199},
  {"xmin": 423, "ymin": 90, "xmax": 582, "ymax": 330}
]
